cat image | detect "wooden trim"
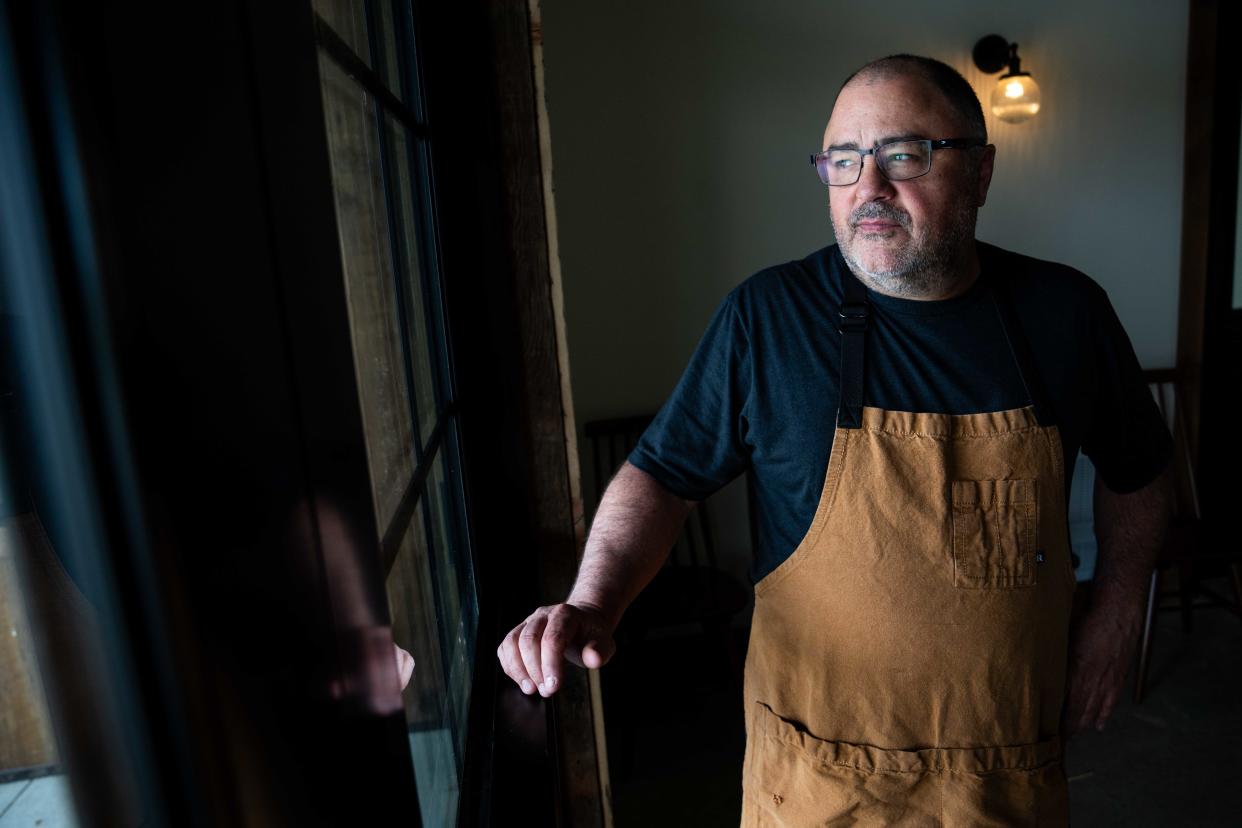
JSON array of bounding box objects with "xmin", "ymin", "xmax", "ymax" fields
[
  {"xmin": 485, "ymin": 1, "xmax": 607, "ymax": 824},
  {"xmin": 1174, "ymin": 0, "xmax": 1217, "ymax": 464},
  {"xmin": 527, "ymin": 1, "xmax": 588, "ymax": 580},
  {"xmin": 1175, "ymin": 0, "xmax": 1242, "ymax": 520},
  {"xmin": 527, "ymin": 1, "xmax": 614, "ymax": 823}
]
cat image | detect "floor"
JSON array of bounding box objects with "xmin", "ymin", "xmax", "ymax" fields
[{"xmin": 605, "ymin": 593, "xmax": 1242, "ymax": 827}]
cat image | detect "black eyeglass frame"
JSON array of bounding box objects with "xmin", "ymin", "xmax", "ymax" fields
[{"xmin": 810, "ymin": 137, "xmax": 986, "ymax": 186}]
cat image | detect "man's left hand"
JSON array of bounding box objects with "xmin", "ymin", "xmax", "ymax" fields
[{"xmin": 1061, "ymin": 600, "xmax": 1144, "ymax": 739}]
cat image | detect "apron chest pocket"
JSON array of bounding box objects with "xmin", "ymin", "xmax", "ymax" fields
[{"xmin": 951, "ymin": 479, "xmax": 1038, "ymax": 588}]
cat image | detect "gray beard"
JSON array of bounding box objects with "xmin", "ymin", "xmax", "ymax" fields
[{"xmin": 834, "ymin": 203, "xmax": 977, "ymax": 299}]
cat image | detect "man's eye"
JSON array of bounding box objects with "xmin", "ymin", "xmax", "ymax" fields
[
  {"xmin": 889, "ymin": 153, "xmax": 913, "ymax": 162},
  {"xmin": 832, "ymin": 158, "xmax": 856, "ymax": 169}
]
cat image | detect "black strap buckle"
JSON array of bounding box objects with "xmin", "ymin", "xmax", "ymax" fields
[{"xmin": 838, "ymin": 301, "xmax": 869, "ymax": 333}]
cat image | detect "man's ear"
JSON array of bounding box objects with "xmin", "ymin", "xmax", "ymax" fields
[{"xmin": 975, "ymin": 144, "xmax": 997, "ymax": 207}]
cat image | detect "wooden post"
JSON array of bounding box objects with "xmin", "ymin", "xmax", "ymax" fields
[{"xmin": 485, "ymin": 1, "xmax": 610, "ymax": 824}]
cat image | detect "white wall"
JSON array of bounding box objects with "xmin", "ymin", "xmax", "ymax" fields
[{"xmin": 539, "ymin": 0, "xmax": 1188, "ymax": 588}]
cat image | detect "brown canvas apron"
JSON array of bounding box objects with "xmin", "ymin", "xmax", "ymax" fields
[{"xmin": 740, "ymin": 267, "xmax": 1076, "ymax": 826}]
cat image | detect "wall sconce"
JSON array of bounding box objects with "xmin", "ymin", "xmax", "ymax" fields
[{"xmin": 972, "ymin": 34, "xmax": 1041, "ymax": 124}]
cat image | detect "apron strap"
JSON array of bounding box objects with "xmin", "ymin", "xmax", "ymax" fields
[
  {"xmin": 836, "ymin": 269, "xmax": 869, "ymax": 429},
  {"xmin": 835, "ymin": 253, "xmax": 1056, "ymax": 430},
  {"xmin": 990, "ymin": 271, "xmax": 1057, "ymax": 427}
]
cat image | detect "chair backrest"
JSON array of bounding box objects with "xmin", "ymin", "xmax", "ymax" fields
[
  {"xmin": 1143, "ymin": 368, "xmax": 1199, "ymax": 521},
  {"xmin": 582, "ymin": 414, "xmax": 720, "ymax": 571}
]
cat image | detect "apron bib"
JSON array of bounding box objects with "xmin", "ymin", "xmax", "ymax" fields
[{"xmin": 739, "ymin": 266, "xmax": 1076, "ymax": 827}]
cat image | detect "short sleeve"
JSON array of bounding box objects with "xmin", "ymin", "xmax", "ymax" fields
[
  {"xmin": 627, "ymin": 290, "xmax": 751, "ymax": 500},
  {"xmin": 1079, "ymin": 287, "xmax": 1174, "ymax": 493}
]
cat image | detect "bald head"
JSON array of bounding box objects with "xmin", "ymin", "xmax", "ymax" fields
[{"xmin": 840, "ymin": 54, "xmax": 986, "ymax": 143}]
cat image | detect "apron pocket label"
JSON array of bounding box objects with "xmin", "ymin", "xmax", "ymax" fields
[{"xmin": 951, "ymin": 479, "xmax": 1038, "ymax": 589}]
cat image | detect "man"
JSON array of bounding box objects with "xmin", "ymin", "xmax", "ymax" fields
[{"xmin": 497, "ymin": 54, "xmax": 1173, "ymax": 825}]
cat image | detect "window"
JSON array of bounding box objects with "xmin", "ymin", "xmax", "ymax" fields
[{"xmin": 313, "ymin": 3, "xmax": 478, "ymax": 823}]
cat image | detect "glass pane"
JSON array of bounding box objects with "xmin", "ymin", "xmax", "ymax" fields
[
  {"xmin": 0, "ymin": 528, "xmax": 59, "ymax": 771},
  {"xmin": 319, "ymin": 54, "xmax": 416, "ymax": 530},
  {"xmin": 386, "ymin": 504, "xmax": 459, "ymax": 827},
  {"xmin": 0, "ymin": 504, "xmax": 124, "ymax": 827},
  {"xmin": 413, "ymin": 137, "xmax": 455, "ymax": 408},
  {"xmin": 386, "ymin": 117, "xmax": 438, "ymax": 442},
  {"xmin": 0, "ymin": 525, "xmax": 80, "ymax": 827},
  {"xmin": 313, "ymin": 0, "xmax": 371, "ymax": 66},
  {"xmin": 425, "ymin": 427, "xmax": 477, "ymax": 765},
  {"xmin": 371, "ymin": 0, "xmax": 404, "ymax": 101}
]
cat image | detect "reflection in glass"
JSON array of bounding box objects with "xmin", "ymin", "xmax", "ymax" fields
[
  {"xmin": 318, "ymin": 14, "xmax": 479, "ymax": 824},
  {"xmin": 386, "ymin": 503, "xmax": 459, "ymax": 827},
  {"xmin": 371, "ymin": 0, "xmax": 405, "ymax": 102},
  {"xmin": 312, "ymin": 0, "xmax": 371, "ymax": 67},
  {"xmin": 425, "ymin": 423, "xmax": 478, "ymax": 766},
  {"xmin": 385, "ymin": 117, "xmax": 439, "ymax": 443},
  {"xmin": 0, "ymin": 523, "xmax": 62, "ymax": 787},
  {"xmin": 318, "ymin": 54, "xmax": 417, "ymax": 530},
  {"xmin": 0, "ymin": 512, "xmax": 120, "ymax": 827},
  {"xmin": 0, "ymin": 322, "xmax": 135, "ymax": 826}
]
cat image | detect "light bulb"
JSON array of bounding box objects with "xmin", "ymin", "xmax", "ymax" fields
[{"xmin": 991, "ymin": 74, "xmax": 1041, "ymax": 124}]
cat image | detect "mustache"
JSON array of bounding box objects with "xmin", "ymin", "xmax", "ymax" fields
[{"xmin": 850, "ymin": 203, "xmax": 910, "ymax": 229}]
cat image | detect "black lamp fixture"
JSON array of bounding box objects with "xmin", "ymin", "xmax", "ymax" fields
[{"xmin": 973, "ymin": 34, "xmax": 1041, "ymax": 124}]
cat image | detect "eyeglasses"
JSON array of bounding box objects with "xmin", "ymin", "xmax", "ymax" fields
[{"xmin": 810, "ymin": 137, "xmax": 985, "ymax": 186}]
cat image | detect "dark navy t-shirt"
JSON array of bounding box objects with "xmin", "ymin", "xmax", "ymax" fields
[{"xmin": 628, "ymin": 241, "xmax": 1173, "ymax": 585}]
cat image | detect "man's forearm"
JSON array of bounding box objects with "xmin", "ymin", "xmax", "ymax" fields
[
  {"xmin": 1060, "ymin": 459, "xmax": 1176, "ymax": 734},
  {"xmin": 567, "ymin": 461, "xmax": 695, "ymax": 630},
  {"xmin": 1090, "ymin": 460, "xmax": 1175, "ymax": 614}
]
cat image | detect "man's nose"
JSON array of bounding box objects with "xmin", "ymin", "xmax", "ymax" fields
[{"xmin": 854, "ymin": 155, "xmax": 897, "ymax": 202}]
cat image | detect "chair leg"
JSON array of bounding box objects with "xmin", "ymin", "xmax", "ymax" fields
[{"xmin": 1134, "ymin": 568, "xmax": 1161, "ymax": 704}]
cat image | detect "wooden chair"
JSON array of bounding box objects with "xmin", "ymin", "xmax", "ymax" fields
[
  {"xmin": 582, "ymin": 414, "xmax": 751, "ymax": 675},
  {"xmin": 1133, "ymin": 369, "xmax": 1242, "ymax": 702}
]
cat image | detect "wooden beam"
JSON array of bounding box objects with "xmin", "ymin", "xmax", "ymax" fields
[
  {"xmin": 1174, "ymin": 0, "xmax": 1218, "ymax": 464},
  {"xmin": 485, "ymin": 1, "xmax": 608, "ymax": 824}
]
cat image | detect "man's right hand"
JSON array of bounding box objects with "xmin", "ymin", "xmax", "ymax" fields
[{"xmin": 497, "ymin": 602, "xmax": 617, "ymax": 698}]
